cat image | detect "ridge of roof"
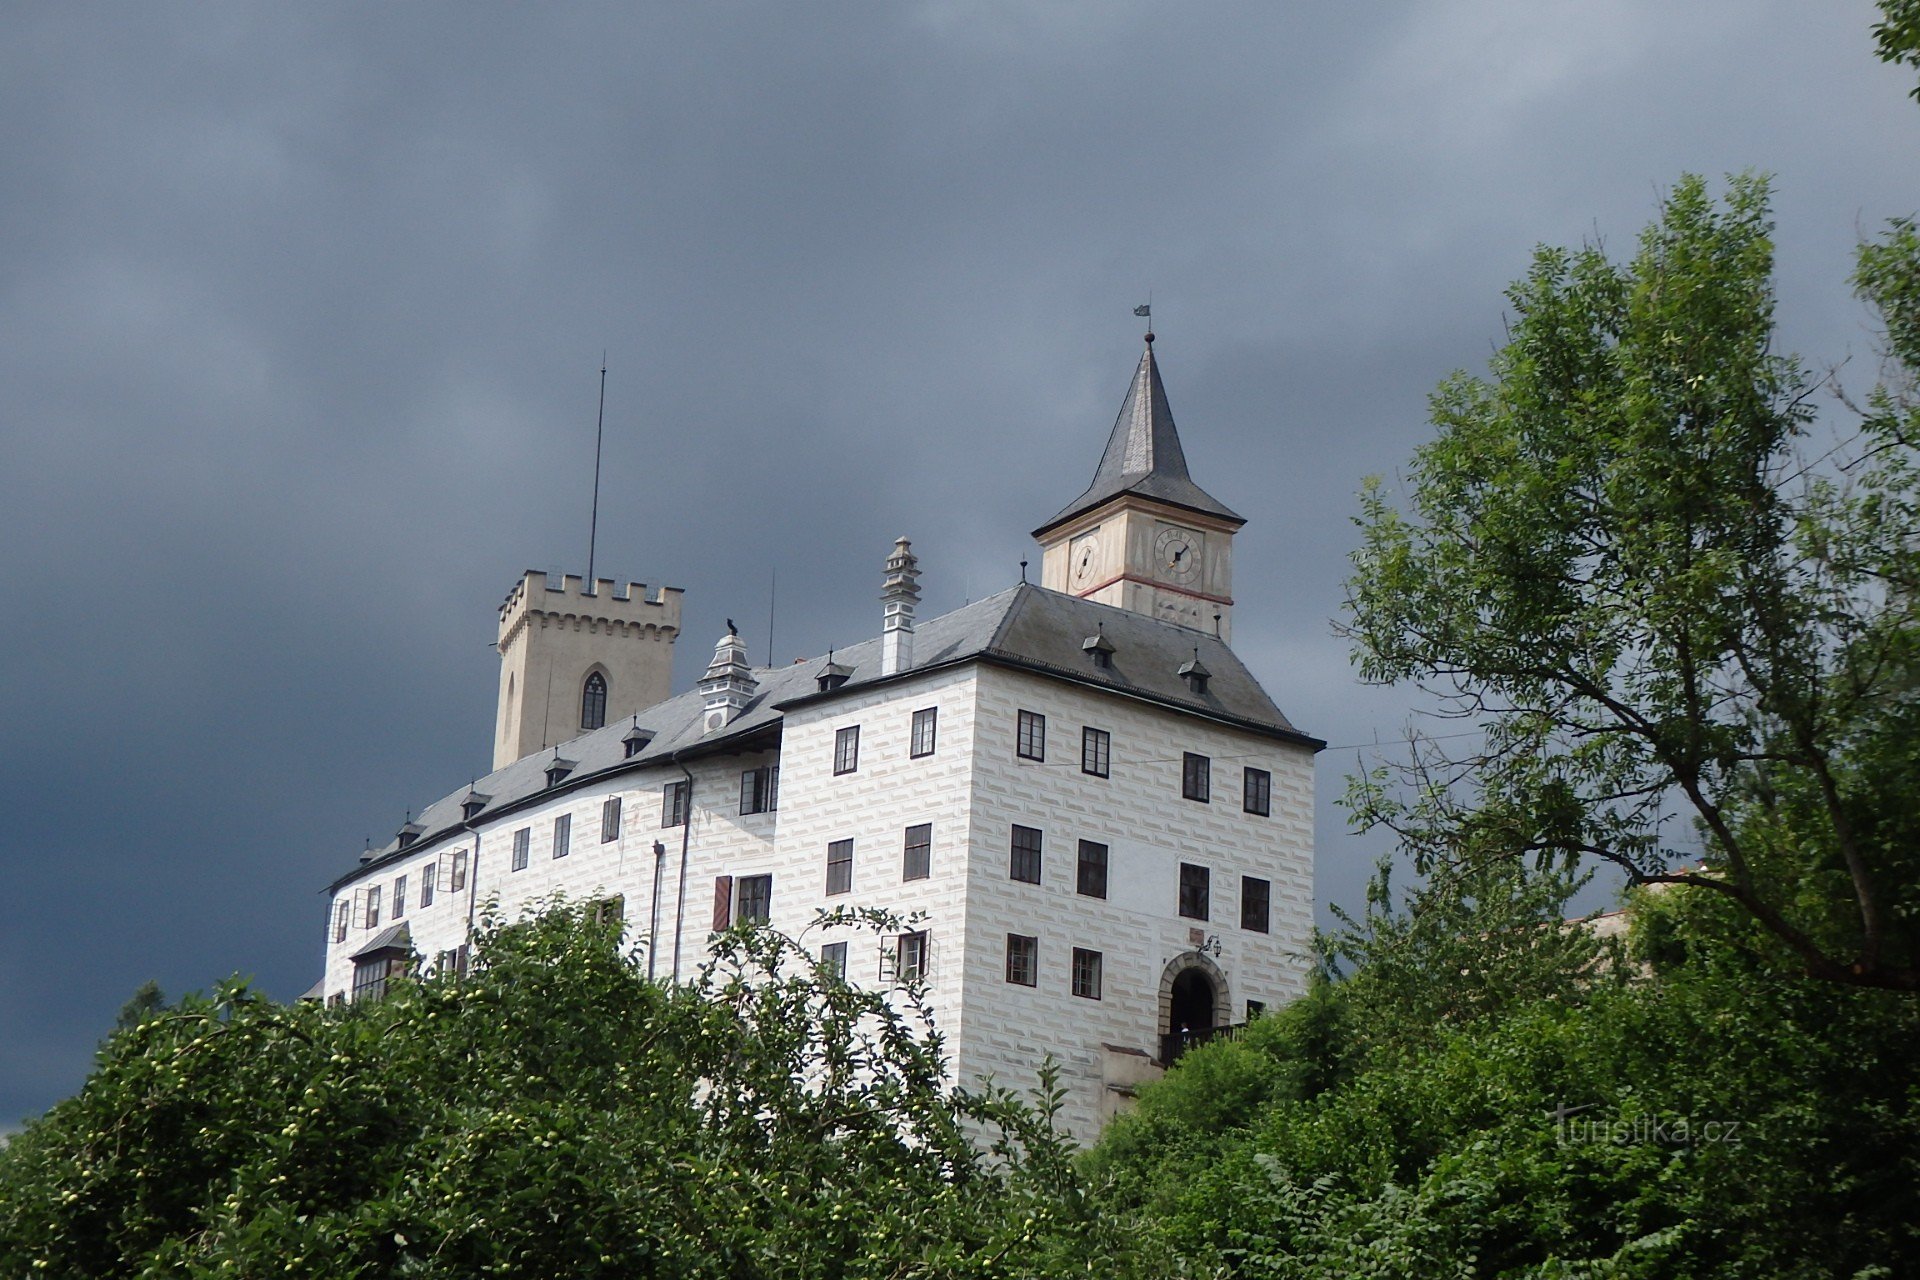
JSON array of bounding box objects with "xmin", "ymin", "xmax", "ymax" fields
[
  {"xmin": 1034, "ymin": 341, "xmax": 1243, "ymax": 537},
  {"xmin": 329, "ymin": 582, "xmax": 1316, "ymax": 892}
]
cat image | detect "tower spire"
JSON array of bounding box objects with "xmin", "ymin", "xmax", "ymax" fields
[{"xmin": 1031, "ymin": 338, "xmax": 1244, "ymax": 539}]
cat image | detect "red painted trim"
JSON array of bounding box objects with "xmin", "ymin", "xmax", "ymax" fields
[{"xmin": 1073, "ymin": 573, "xmax": 1233, "ymax": 607}]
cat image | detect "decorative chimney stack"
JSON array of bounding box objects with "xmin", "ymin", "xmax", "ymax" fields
[
  {"xmin": 698, "ymin": 620, "xmax": 758, "ymax": 733},
  {"xmin": 880, "ymin": 537, "xmax": 922, "ymax": 676}
]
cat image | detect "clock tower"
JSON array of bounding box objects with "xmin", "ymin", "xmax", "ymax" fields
[{"xmin": 1034, "ymin": 335, "xmax": 1245, "ymax": 641}]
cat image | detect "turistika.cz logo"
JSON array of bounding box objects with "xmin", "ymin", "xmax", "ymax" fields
[{"xmin": 1547, "ymin": 1101, "xmax": 1744, "ymax": 1148}]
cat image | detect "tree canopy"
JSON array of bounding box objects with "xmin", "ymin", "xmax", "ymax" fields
[
  {"xmin": 1344, "ymin": 171, "xmax": 1920, "ymax": 991},
  {"xmin": 0, "ymin": 904, "xmax": 1146, "ymax": 1279}
]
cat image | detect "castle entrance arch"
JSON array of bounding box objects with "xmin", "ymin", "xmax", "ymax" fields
[{"xmin": 1158, "ymin": 950, "xmax": 1231, "ymax": 1065}]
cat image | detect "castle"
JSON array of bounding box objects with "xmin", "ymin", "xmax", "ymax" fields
[{"xmin": 317, "ymin": 336, "xmax": 1321, "ymax": 1142}]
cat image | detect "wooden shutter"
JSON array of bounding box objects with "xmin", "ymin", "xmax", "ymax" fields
[{"xmin": 711, "ymin": 875, "xmax": 733, "ymax": 931}]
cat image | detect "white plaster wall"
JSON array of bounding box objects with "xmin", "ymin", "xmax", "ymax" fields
[
  {"xmin": 321, "ymin": 654, "xmax": 1316, "ymax": 1153},
  {"xmin": 765, "ymin": 666, "xmax": 982, "ymax": 1066},
  {"xmin": 954, "ymin": 664, "xmax": 1315, "ymax": 1144},
  {"xmin": 320, "ymin": 753, "xmax": 778, "ymax": 999}
]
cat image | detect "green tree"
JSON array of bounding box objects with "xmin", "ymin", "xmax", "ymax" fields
[
  {"xmin": 0, "ymin": 902, "xmax": 1149, "ymax": 1278},
  {"xmin": 1344, "ymin": 172, "xmax": 1920, "ymax": 991},
  {"xmin": 111, "ymin": 980, "xmax": 166, "ymax": 1034}
]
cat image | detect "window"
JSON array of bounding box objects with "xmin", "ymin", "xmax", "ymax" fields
[
  {"xmin": 553, "ymin": 813, "xmax": 571, "ymax": 859},
  {"xmin": 739, "ymin": 765, "xmax": 779, "ymax": 815},
  {"xmin": 737, "ymin": 874, "xmax": 773, "ymax": 924},
  {"xmin": 826, "ymin": 839, "xmax": 854, "ymax": 895},
  {"xmin": 1071, "ymin": 947, "xmax": 1103, "ymax": 1000},
  {"xmin": 419, "ymin": 866, "xmax": 435, "ymax": 907},
  {"xmin": 834, "ymin": 725, "xmax": 861, "ymax": 775},
  {"xmin": 1241, "ymin": 876, "xmax": 1271, "ymax": 933},
  {"xmin": 434, "ymin": 945, "xmax": 470, "ymax": 978},
  {"xmin": 821, "ymin": 941, "xmax": 848, "ymax": 979},
  {"xmin": 581, "ymin": 671, "xmax": 607, "ymax": 730},
  {"xmin": 902, "ymin": 823, "xmax": 932, "ymax": 881},
  {"xmin": 1183, "ymin": 752, "xmax": 1211, "ymax": 803},
  {"xmin": 393, "ymin": 875, "xmax": 408, "ymax": 918},
  {"xmin": 511, "ymin": 827, "xmax": 530, "ymax": 871},
  {"xmin": 1017, "ymin": 710, "xmax": 1046, "ymax": 761},
  {"xmin": 1076, "ymin": 840, "xmax": 1109, "ymax": 898},
  {"xmin": 351, "ymin": 955, "xmax": 400, "ymax": 1003},
  {"xmin": 451, "ymin": 849, "xmax": 468, "ymax": 892},
  {"xmin": 1179, "ymin": 863, "xmax": 1211, "ymax": 920},
  {"xmin": 602, "ymin": 796, "xmax": 622, "ymax": 842},
  {"xmin": 910, "ymin": 707, "xmax": 937, "ymax": 757},
  {"xmin": 1247, "ymin": 999, "xmax": 1267, "ymax": 1019},
  {"xmin": 661, "ymin": 780, "xmax": 689, "ymax": 828},
  {"xmin": 364, "ymin": 885, "xmax": 382, "ymax": 928},
  {"xmin": 896, "ymin": 929, "xmax": 929, "ymax": 982},
  {"xmin": 711, "ymin": 875, "xmax": 733, "ymax": 930},
  {"xmin": 1243, "ymin": 767, "xmax": 1272, "ymax": 816},
  {"xmin": 591, "ymin": 895, "xmax": 625, "ymax": 925},
  {"xmin": 1005, "ymin": 933, "xmax": 1038, "ymax": 986},
  {"xmin": 332, "ymin": 900, "xmax": 350, "ymax": 942},
  {"xmin": 1009, "ymin": 824, "xmax": 1043, "ymax": 884},
  {"xmin": 1081, "ymin": 726, "xmax": 1110, "ymax": 778}
]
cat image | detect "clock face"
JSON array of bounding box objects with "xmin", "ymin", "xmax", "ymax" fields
[
  {"xmin": 1070, "ymin": 532, "xmax": 1101, "ymax": 586},
  {"xmin": 1155, "ymin": 526, "xmax": 1202, "ymax": 584}
]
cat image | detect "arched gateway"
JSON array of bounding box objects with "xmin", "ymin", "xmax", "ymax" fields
[{"xmin": 1157, "ymin": 950, "xmax": 1233, "ymax": 1065}]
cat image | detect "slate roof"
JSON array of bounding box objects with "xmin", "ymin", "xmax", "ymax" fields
[
  {"xmin": 1034, "ymin": 340, "xmax": 1244, "ymax": 537},
  {"xmin": 333, "ymin": 584, "xmax": 1317, "ymax": 890}
]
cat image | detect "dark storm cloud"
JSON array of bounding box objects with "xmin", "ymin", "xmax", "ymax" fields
[{"xmin": 1, "ymin": 0, "xmax": 1913, "ymax": 1122}]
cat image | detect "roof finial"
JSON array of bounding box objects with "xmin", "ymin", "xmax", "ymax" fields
[
  {"xmin": 1019, "ymin": 558, "xmax": 1028, "ymax": 583},
  {"xmin": 1134, "ymin": 299, "xmax": 1152, "ymax": 344}
]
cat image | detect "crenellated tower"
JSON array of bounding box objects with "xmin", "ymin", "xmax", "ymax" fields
[{"xmin": 492, "ymin": 570, "xmax": 683, "ymax": 769}]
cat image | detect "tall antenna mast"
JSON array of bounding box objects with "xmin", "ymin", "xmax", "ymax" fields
[
  {"xmin": 767, "ymin": 566, "xmax": 777, "ymax": 667},
  {"xmin": 587, "ymin": 354, "xmax": 607, "ymax": 589}
]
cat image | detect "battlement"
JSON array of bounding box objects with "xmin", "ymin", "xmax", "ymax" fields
[{"xmin": 497, "ymin": 569, "xmax": 684, "ymax": 643}]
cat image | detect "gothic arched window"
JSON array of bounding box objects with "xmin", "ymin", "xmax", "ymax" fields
[{"xmin": 581, "ymin": 671, "xmax": 608, "ymax": 730}]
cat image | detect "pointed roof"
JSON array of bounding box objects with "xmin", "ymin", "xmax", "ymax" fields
[{"xmin": 1033, "ymin": 338, "xmax": 1244, "ymax": 537}]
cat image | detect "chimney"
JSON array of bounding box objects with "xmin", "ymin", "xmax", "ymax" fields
[
  {"xmin": 699, "ymin": 622, "xmax": 758, "ymax": 733},
  {"xmin": 880, "ymin": 537, "xmax": 921, "ymax": 676}
]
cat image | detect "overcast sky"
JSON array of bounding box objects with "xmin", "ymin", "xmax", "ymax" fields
[{"xmin": 2, "ymin": 1, "xmax": 1914, "ymax": 1124}]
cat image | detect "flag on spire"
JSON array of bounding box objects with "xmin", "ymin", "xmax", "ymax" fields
[{"xmin": 1133, "ymin": 304, "xmax": 1151, "ymax": 317}]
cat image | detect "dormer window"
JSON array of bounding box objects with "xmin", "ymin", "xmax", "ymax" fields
[
  {"xmin": 1082, "ymin": 630, "xmax": 1115, "ymax": 670},
  {"xmin": 397, "ymin": 819, "xmax": 424, "ymax": 850},
  {"xmin": 623, "ymin": 720, "xmax": 651, "ymax": 759},
  {"xmin": 817, "ymin": 652, "xmax": 852, "ymax": 693},
  {"xmin": 546, "ymin": 756, "xmax": 576, "ymax": 788},
  {"xmin": 1178, "ymin": 652, "xmax": 1211, "ymax": 696},
  {"xmin": 460, "ymin": 792, "xmax": 490, "ymax": 822}
]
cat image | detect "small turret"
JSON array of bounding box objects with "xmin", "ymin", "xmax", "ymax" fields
[
  {"xmin": 699, "ymin": 621, "xmax": 758, "ymax": 733},
  {"xmin": 880, "ymin": 537, "xmax": 922, "ymax": 676}
]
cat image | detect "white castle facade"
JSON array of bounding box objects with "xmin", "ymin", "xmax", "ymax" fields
[{"xmin": 318, "ymin": 338, "xmax": 1321, "ymax": 1143}]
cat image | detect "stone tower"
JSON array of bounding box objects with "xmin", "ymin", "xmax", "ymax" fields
[
  {"xmin": 492, "ymin": 571, "xmax": 683, "ymax": 769},
  {"xmin": 1033, "ymin": 336, "xmax": 1245, "ymax": 640}
]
